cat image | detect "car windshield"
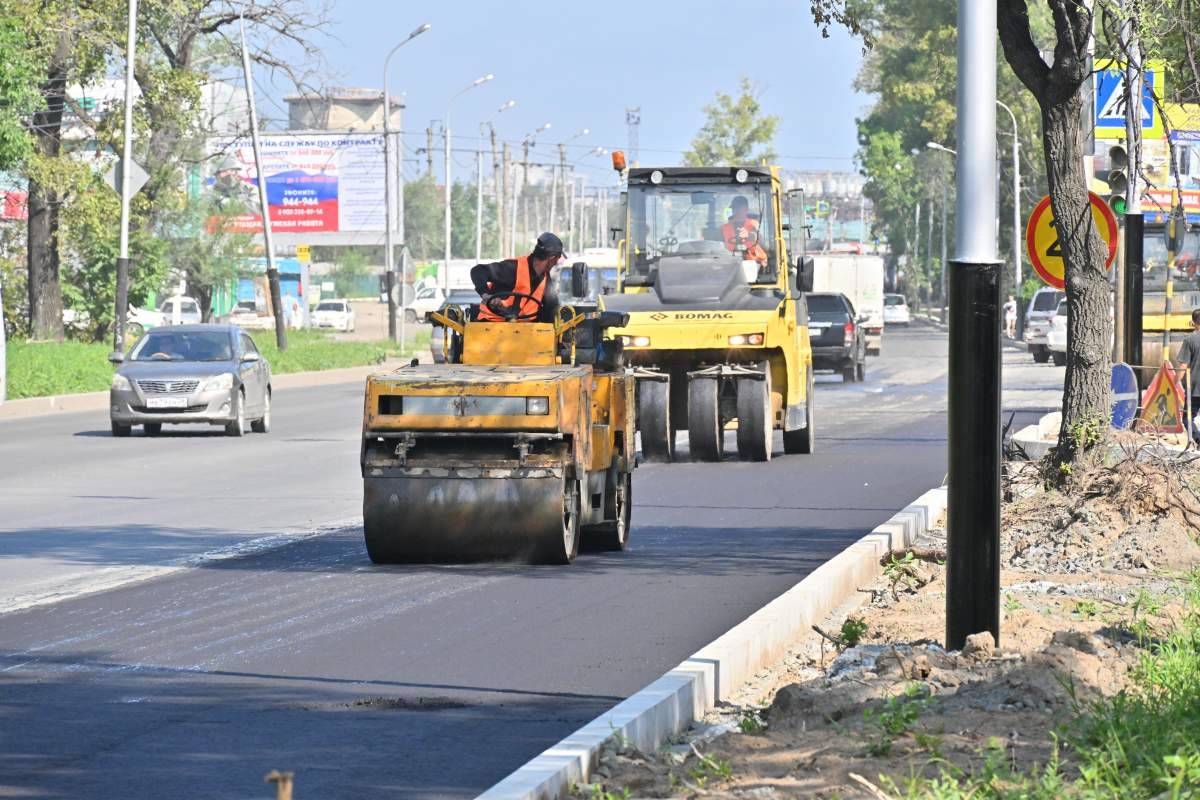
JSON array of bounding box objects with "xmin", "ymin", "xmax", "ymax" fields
[
  {"xmin": 316, "ymin": 302, "xmax": 344, "ymax": 311},
  {"xmin": 807, "ymin": 295, "xmax": 845, "ymax": 314},
  {"xmin": 1032, "ymin": 291, "xmax": 1064, "ymax": 312},
  {"xmin": 884, "ymin": 295, "xmax": 906, "ymax": 306},
  {"xmin": 626, "ymin": 182, "xmax": 778, "ymax": 283},
  {"xmin": 1055, "ymin": 300, "xmax": 1068, "ymax": 317},
  {"xmin": 131, "ymin": 331, "xmax": 233, "ymax": 362},
  {"xmin": 235, "ymin": 301, "xmax": 257, "ymax": 312}
]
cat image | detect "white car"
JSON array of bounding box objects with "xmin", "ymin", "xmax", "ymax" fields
[
  {"xmin": 313, "ymin": 298, "xmax": 356, "ymax": 332},
  {"xmin": 1047, "ymin": 299, "xmax": 1068, "ymax": 366},
  {"xmin": 882, "ymin": 293, "xmax": 911, "ymax": 326},
  {"xmin": 159, "ymin": 295, "xmax": 203, "ymax": 325},
  {"xmin": 405, "ymin": 285, "xmax": 448, "ymax": 324},
  {"xmin": 227, "ymin": 300, "xmax": 275, "ymax": 331},
  {"xmin": 126, "ymin": 306, "xmax": 163, "ymax": 336}
]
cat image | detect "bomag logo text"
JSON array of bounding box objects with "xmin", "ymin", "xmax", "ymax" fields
[{"xmin": 652, "ymin": 311, "xmax": 734, "ymax": 321}]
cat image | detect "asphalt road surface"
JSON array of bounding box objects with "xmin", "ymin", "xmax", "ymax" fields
[{"xmin": 0, "ymin": 323, "xmax": 1061, "ymax": 799}]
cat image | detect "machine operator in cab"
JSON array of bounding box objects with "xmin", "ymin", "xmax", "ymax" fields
[
  {"xmin": 722, "ymin": 195, "xmax": 768, "ymax": 267},
  {"xmin": 472, "ymin": 232, "xmax": 564, "ymax": 322}
]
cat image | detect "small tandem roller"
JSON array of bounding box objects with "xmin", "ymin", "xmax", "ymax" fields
[{"xmin": 360, "ymin": 276, "xmax": 635, "ymax": 564}]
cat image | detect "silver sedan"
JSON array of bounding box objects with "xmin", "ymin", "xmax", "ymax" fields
[{"xmin": 109, "ymin": 324, "xmax": 271, "ymax": 437}]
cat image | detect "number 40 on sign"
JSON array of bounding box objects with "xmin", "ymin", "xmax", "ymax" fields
[{"xmin": 1025, "ymin": 193, "xmax": 1119, "ymax": 289}]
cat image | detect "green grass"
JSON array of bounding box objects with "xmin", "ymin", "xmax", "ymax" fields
[
  {"xmin": 4, "ymin": 330, "xmax": 430, "ymax": 400},
  {"xmin": 878, "ymin": 571, "xmax": 1200, "ymax": 799}
]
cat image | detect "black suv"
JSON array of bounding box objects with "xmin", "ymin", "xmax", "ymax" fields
[{"xmin": 807, "ymin": 292, "xmax": 868, "ymax": 382}]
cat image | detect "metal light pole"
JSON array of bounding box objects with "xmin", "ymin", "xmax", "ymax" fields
[
  {"xmin": 383, "ymin": 22, "xmax": 430, "ymax": 345},
  {"xmin": 444, "ymin": 74, "xmax": 493, "ymax": 293},
  {"xmin": 997, "ymin": 99, "xmax": 1022, "ymax": 338},
  {"xmin": 512, "ymin": 123, "xmax": 550, "ymax": 251},
  {"xmin": 927, "ymin": 142, "xmax": 958, "ymax": 322},
  {"xmin": 478, "ymin": 100, "xmax": 515, "ymax": 262},
  {"xmin": 240, "ymin": 14, "xmax": 286, "ymax": 349},
  {"xmin": 113, "ymin": 0, "xmax": 138, "ymax": 354},
  {"xmin": 946, "ymin": 0, "xmax": 1001, "ymax": 650},
  {"xmin": 551, "ymin": 128, "xmax": 588, "ymax": 232}
]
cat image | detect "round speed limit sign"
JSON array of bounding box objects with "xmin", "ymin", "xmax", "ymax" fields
[{"xmin": 1025, "ymin": 192, "xmax": 1118, "ymax": 289}]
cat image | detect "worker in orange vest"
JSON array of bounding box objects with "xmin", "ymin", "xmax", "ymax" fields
[
  {"xmin": 472, "ymin": 232, "xmax": 564, "ymax": 322},
  {"xmin": 721, "ymin": 195, "xmax": 768, "ymax": 266}
]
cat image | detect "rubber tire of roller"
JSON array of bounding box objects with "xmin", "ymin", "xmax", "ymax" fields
[
  {"xmin": 585, "ymin": 469, "xmax": 632, "ymax": 551},
  {"xmin": 638, "ymin": 379, "xmax": 674, "ymax": 462},
  {"xmin": 736, "ymin": 372, "xmax": 772, "ymax": 462},
  {"xmin": 688, "ymin": 377, "xmax": 723, "ymax": 461},
  {"xmin": 1032, "ymin": 347, "xmax": 1050, "ymax": 364},
  {"xmin": 784, "ymin": 370, "xmax": 815, "ymax": 455},
  {"xmin": 856, "ymin": 359, "xmax": 866, "ymax": 382}
]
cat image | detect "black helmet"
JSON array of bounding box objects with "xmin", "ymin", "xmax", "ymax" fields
[{"xmin": 533, "ymin": 232, "xmax": 565, "ymax": 258}]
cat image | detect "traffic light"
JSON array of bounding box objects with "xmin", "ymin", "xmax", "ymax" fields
[{"xmin": 1106, "ymin": 143, "xmax": 1129, "ymax": 215}]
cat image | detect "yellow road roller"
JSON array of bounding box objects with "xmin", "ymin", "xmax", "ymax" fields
[{"xmin": 359, "ymin": 275, "xmax": 635, "ymax": 564}]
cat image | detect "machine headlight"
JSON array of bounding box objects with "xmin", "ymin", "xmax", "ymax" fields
[
  {"xmin": 111, "ymin": 373, "xmax": 131, "ymax": 391},
  {"xmin": 621, "ymin": 335, "xmax": 651, "ymax": 347},
  {"xmin": 729, "ymin": 333, "xmax": 765, "ymax": 346},
  {"xmin": 649, "ymin": 169, "xmax": 664, "ymax": 184},
  {"xmin": 526, "ymin": 396, "xmax": 550, "ymax": 415},
  {"xmin": 200, "ymin": 373, "xmax": 235, "ymax": 392},
  {"xmin": 735, "ymin": 168, "xmax": 749, "ymax": 183}
]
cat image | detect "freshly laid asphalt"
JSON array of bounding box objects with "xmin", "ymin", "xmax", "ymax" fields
[{"xmin": 0, "ymin": 323, "xmax": 1063, "ymax": 798}]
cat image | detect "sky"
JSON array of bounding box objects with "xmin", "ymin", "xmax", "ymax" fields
[{"xmin": 261, "ymin": 0, "xmax": 870, "ymax": 188}]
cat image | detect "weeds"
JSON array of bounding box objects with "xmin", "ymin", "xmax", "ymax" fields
[
  {"xmin": 686, "ymin": 745, "xmax": 734, "ymax": 788},
  {"xmin": 587, "ymin": 786, "xmax": 630, "ymax": 800},
  {"xmin": 1072, "ymin": 599, "xmax": 1099, "ymax": 619},
  {"xmin": 840, "ymin": 616, "xmax": 868, "ymax": 647},
  {"xmin": 1003, "ymin": 594, "xmax": 1023, "ymax": 614},
  {"xmin": 737, "ymin": 710, "xmax": 765, "ymax": 735},
  {"xmin": 883, "ymin": 551, "xmax": 925, "ymax": 600},
  {"xmin": 862, "ymin": 684, "xmax": 929, "ymax": 756}
]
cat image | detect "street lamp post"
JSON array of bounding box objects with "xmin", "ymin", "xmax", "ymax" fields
[
  {"xmin": 511, "ymin": 123, "xmax": 550, "ymax": 251},
  {"xmin": 383, "ymin": 22, "xmax": 430, "ymax": 345},
  {"xmin": 444, "ymin": 74, "xmax": 493, "ymax": 293},
  {"xmin": 996, "ymin": 99, "xmax": 1022, "ymax": 338},
  {"xmin": 927, "ymin": 142, "xmax": 957, "ymax": 323},
  {"xmin": 567, "ymin": 146, "xmax": 606, "ymax": 252},
  {"xmin": 552, "ymin": 128, "xmax": 588, "ymax": 233},
  {"xmin": 478, "ymin": 100, "xmax": 515, "ymax": 262}
]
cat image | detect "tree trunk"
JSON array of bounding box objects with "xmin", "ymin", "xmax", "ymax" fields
[
  {"xmin": 1041, "ymin": 101, "xmax": 1112, "ymax": 460},
  {"xmin": 26, "ymin": 32, "xmax": 71, "ymax": 342}
]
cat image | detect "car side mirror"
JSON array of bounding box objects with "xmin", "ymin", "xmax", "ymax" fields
[
  {"xmin": 241, "ymin": 352, "xmax": 260, "ymax": 363},
  {"xmin": 795, "ymin": 256, "xmax": 815, "ymax": 294},
  {"xmin": 571, "ymin": 261, "xmax": 590, "ymax": 298},
  {"xmin": 108, "ymin": 351, "xmax": 125, "ymax": 364}
]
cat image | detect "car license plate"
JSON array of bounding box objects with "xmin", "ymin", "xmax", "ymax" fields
[{"xmin": 146, "ymin": 397, "xmax": 187, "ymax": 409}]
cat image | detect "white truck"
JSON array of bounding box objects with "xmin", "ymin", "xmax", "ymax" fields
[{"xmin": 812, "ymin": 254, "xmax": 886, "ymax": 355}]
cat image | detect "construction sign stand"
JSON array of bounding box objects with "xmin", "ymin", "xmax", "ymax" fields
[
  {"xmin": 1025, "ymin": 192, "xmax": 1119, "ymax": 289},
  {"xmin": 1138, "ymin": 361, "xmax": 1186, "ymax": 434}
]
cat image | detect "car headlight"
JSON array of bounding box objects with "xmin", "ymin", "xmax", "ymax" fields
[
  {"xmin": 729, "ymin": 333, "xmax": 765, "ymax": 346},
  {"xmin": 112, "ymin": 373, "xmax": 131, "ymax": 391},
  {"xmin": 200, "ymin": 373, "xmax": 235, "ymax": 392},
  {"xmin": 620, "ymin": 335, "xmax": 651, "ymax": 347},
  {"xmin": 526, "ymin": 396, "xmax": 550, "ymax": 415}
]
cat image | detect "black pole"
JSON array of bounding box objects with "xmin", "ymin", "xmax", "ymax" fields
[
  {"xmin": 946, "ymin": 259, "xmax": 1002, "ymax": 649},
  {"xmin": 113, "ymin": 257, "xmax": 131, "ymax": 353},
  {"xmin": 1124, "ymin": 213, "xmax": 1144, "ymax": 371},
  {"xmin": 386, "ymin": 270, "xmax": 397, "ymax": 341},
  {"xmin": 267, "ymin": 267, "xmax": 288, "ymax": 350}
]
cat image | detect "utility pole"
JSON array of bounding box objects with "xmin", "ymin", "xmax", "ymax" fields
[
  {"xmin": 997, "ymin": 101, "xmax": 1022, "ymax": 339},
  {"xmin": 1121, "ymin": 0, "xmax": 1145, "ymax": 369},
  {"xmin": 509, "ymin": 158, "xmax": 518, "ymax": 252},
  {"xmin": 625, "ymin": 107, "xmax": 641, "ymax": 166},
  {"xmin": 926, "ymin": 194, "xmax": 934, "ymax": 291},
  {"xmin": 443, "ymin": 74, "xmax": 494, "ymax": 293},
  {"xmin": 946, "ymin": 0, "xmax": 1001, "ymax": 650},
  {"xmin": 475, "ymin": 143, "xmax": 484, "ymax": 262},
  {"xmin": 940, "ymin": 182, "xmax": 948, "ymax": 321},
  {"xmin": 113, "ymin": 0, "xmax": 138, "ymax": 354},
  {"xmin": 426, "ymin": 127, "xmax": 434, "ymax": 175},
  {"xmin": 492, "ymin": 130, "xmax": 502, "ymax": 255},
  {"xmin": 240, "ymin": 13, "xmax": 286, "ymax": 349},
  {"xmin": 913, "ymin": 201, "xmax": 921, "ymax": 284},
  {"xmin": 501, "ymin": 144, "xmax": 510, "ymax": 255},
  {"xmin": 549, "ymin": 165, "xmax": 559, "ymax": 234}
]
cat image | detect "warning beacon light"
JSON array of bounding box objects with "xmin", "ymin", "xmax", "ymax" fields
[{"xmin": 611, "ymin": 150, "xmax": 627, "ymax": 172}]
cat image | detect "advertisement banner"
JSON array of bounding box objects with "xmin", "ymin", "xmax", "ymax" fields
[
  {"xmin": 206, "ymin": 134, "xmax": 385, "ymax": 234},
  {"xmin": 1, "ymin": 191, "xmax": 26, "ymax": 221}
]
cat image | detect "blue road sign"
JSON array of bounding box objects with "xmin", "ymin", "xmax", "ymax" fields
[
  {"xmin": 1111, "ymin": 362, "xmax": 1139, "ymax": 430},
  {"xmin": 1095, "ymin": 60, "xmax": 1164, "ymax": 139}
]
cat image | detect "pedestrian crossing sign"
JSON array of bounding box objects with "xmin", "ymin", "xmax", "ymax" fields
[
  {"xmin": 1138, "ymin": 361, "xmax": 1185, "ymax": 434},
  {"xmin": 1095, "ymin": 59, "xmax": 1165, "ymax": 140}
]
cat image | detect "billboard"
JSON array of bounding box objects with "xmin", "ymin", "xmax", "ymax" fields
[{"xmin": 206, "ymin": 134, "xmax": 385, "ymax": 233}]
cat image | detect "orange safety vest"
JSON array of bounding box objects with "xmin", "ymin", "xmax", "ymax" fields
[
  {"xmin": 476, "ymin": 256, "xmax": 547, "ymax": 322},
  {"xmin": 722, "ymin": 218, "xmax": 767, "ymax": 265}
]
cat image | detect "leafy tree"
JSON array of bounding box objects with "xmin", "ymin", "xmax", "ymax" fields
[
  {"xmin": 683, "ymin": 77, "xmax": 780, "ymax": 166},
  {"xmin": 159, "ymin": 195, "xmax": 253, "ymax": 322},
  {"xmin": 403, "ymin": 175, "xmax": 442, "ymax": 260},
  {"xmin": 329, "ymin": 249, "xmax": 371, "ymax": 297},
  {"xmin": 450, "ymin": 182, "xmax": 498, "ymax": 259},
  {"xmin": 0, "ymin": 14, "xmax": 41, "ymax": 171}
]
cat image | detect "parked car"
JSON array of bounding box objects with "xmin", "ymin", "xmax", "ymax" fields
[
  {"xmin": 158, "ymin": 295, "xmax": 203, "ymax": 325},
  {"xmin": 1023, "ymin": 287, "xmax": 1065, "ymax": 363},
  {"xmin": 405, "ymin": 284, "xmax": 448, "ymax": 324},
  {"xmin": 126, "ymin": 306, "xmax": 163, "ymax": 337},
  {"xmin": 226, "ymin": 300, "xmax": 274, "ymax": 331},
  {"xmin": 883, "ymin": 293, "xmax": 911, "ymax": 326},
  {"xmin": 109, "ymin": 324, "xmax": 271, "ymax": 438},
  {"xmin": 313, "ymin": 298, "xmax": 356, "ymax": 332},
  {"xmin": 1047, "ymin": 299, "xmax": 1068, "ymax": 366},
  {"xmin": 806, "ymin": 292, "xmax": 868, "ymax": 382}
]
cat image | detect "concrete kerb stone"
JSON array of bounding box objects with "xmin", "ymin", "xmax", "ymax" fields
[
  {"xmin": 477, "ymin": 485, "xmax": 949, "ymax": 800},
  {"xmin": 0, "ymin": 357, "xmax": 428, "ymax": 422}
]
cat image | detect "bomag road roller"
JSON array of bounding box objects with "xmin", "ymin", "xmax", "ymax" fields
[
  {"xmin": 601, "ymin": 161, "xmax": 816, "ymax": 463},
  {"xmin": 359, "ymin": 267, "xmax": 635, "ymax": 564}
]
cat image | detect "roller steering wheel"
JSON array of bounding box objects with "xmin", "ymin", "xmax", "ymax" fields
[
  {"xmin": 658, "ymin": 234, "xmax": 679, "ymax": 253},
  {"xmin": 484, "ymin": 291, "xmax": 543, "ymax": 322}
]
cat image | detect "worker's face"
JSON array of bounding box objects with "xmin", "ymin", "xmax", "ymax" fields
[
  {"xmin": 731, "ymin": 203, "xmax": 748, "ymax": 223},
  {"xmin": 532, "ymin": 253, "xmax": 561, "ymax": 275}
]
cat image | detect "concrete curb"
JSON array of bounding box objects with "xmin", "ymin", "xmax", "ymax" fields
[
  {"xmin": 478, "ymin": 485, "xmax": 949, "ymax": 800},
  {"xmin": 0, "ymin": 357, "xmax": 427, "ymax": 422}
]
